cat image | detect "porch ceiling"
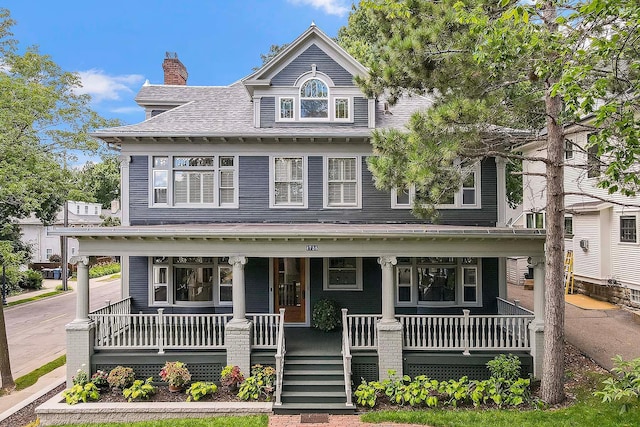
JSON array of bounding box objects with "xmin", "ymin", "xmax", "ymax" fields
[{"xmin": 51, "ymin": 223, "xmax": 545, "ymax": 258}]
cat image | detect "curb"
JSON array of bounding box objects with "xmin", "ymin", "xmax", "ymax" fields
[{"xmin": 0, "ymin": 378, "xmax": 66, "ymax": 423}]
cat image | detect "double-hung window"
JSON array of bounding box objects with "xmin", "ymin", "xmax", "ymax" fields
[
  {"xmin": 620, "ymin": 216, "xmax": 637, "ymax": 243},
  {"xmin": 324, "ymin": 258, "xmax": 362, "ymax": 290},
  {"xmin": 272, "ymin": 157, "xmax": 306, "ymax": 207},
  {"xmin": 325, "ymin": 157, "xmax": 359, "ymax": 208},
  {"xmin": 526, "ymin": 212, "xmax": 545, "ymax": 229},
  {"xmin": 151, "ymin": 155, "xmax": 238, "ymax": 207}
]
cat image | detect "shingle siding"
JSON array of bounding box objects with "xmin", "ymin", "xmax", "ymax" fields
[
  {"xmin": 271, "ymin": 44, "xmax": 354, "ymax": 86},
  {"xmin": 129, "ymin": 156, "xmax": 497, "ymax": 226}
]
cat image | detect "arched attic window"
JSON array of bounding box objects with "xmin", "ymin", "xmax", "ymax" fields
[{"xmin": 300, "ymin": 78, "xmax": 328, "ymax": 118}]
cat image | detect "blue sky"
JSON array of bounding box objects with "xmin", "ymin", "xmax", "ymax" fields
[{"xmin": 5, "ymin": 0, "xmax": 352, "ymax": 128}]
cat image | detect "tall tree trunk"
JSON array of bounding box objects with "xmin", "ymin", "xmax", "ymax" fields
[{"xmin": 0, "ymin": 302, "xmax": 14, "ymax": 390}]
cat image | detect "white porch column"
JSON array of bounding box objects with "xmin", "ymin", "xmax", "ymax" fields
[
  {"xmin": 225, "ymin": 256, "xmax": 252, "ymax": 376},
  {"xmin": 229, "ymin": 256, "xmax": 248, "ymax": 322},
  {"xmin": 529, "ymin": 256, "xmax": 546, "ymax": 378},
  {"xmin": 495, "ymin": 157, "xmax": 507, "ymax": 227},
  {"xmin": 73, "ymin": 256, "xmax": 90, "ymax": 322},
  {"xmin": 378, "ymin": 256, "xmax": 397, "ymax": 322},
  {"xmin": 498, "ymin": 257, "xmax": 507, "ymax": 299},
  {"xmin": 66, "ymin": 256, "xmax": 94, "ymax": 386},
  {"xmin": 376, "ymin": 256, "xmax": 402, "ymax": 380}
]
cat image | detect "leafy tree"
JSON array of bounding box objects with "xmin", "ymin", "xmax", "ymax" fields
[
  {"xmin": 254, "ymin": 43, "xmax": 290, "ymax": 70},
  {"xmin": 340, "ymin": 0, "xmax": 638, "ymax": 404},
  {"xmin": 0, "ymin": 8, "xmax": 118, "ymax": 389},
  {"xmin": 70, "ymin": 155, "xmax": 121, "ymax": 208}
]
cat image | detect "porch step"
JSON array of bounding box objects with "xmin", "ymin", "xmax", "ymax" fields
[
  {"xmin": 273, "ymin": 402, "xmax": 355, "ymax": 415},
  {"xmin": 278, "ymin": 352, "xmax": 353, "ymax": 414}
]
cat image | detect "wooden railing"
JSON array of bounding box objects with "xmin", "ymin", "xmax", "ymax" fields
[
  {"xmin": 398, "ymin": 311, "xmax": 534, "ymax": 354},
  {"xmin": 346, "ymin": 314, "xmax": 381, "ymax": 349},
  {"xmin": 90, "ymin": 310, "xmax": 231, "ymax": 353},
  {"xmin": 274, "ymin": 309, "xmax": 286, "ymax": 406},
  {"xmin": 91, "ymin": 297, "xmax": 132, "ymax": 316},
  {"xmin": 341, "ymin": 309, "xmax": 354, "ymax": 407},
  {"xmin": 250, "ymin": 313, "xmax": 281, "ymax": 349},
  {"xmin": 497, "ymin": 297, "xmax": 534, "ymax": 316}
]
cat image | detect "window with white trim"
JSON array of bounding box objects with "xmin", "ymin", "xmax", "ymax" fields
[
  {"xmin": 150, "ymin": 155, "xmax": 237, "ymax": 208},
  {"xmin": 300, "ymin": 78, "xmax": 328, "ymax": 119},
  {"xmin": 272, "ymin": 157, "xmax": 305, "ymax": 207},
  {"xmin": 325, "ymin": 157, "xmax": 359, "ymax": 207},
  {"xmin": 334, "ymin": 98, "xmax": 350, "ymax": 120},
  {"xmin": 391, "ymin": 186, "xmax": 414, "ymax": 208},
  {"xmin": 526, "ymin": 212, "xmax": 545, "ymax": 229},
  {"xmin": 397, "ymin": 257, "xmax": 481, "ymax": 307},
  {"xmin": 565, "ymin": 216, "xmax": 573, "ymax": 235},
  {"xmin": 565, "ymin": 140, "xmax": 574, "ymax": 160},
  {"xmin": 323, "ymin": 258, "xmax": 362, "ymax": 290},
  {"xmin": 46, "ymin": 248, "xmax": 53, "ymax": 260},
  {"xmin": 84, "ymin": 205, "xmax": 89, "ymax": 214},
  {"xmin": 396, "ymin": 264, "xmax": 413, "ymax": 304},
  {"xmin": 150, "ymin": 257, "xmax": 232, "ymax": 306},
  {"xmin": 630, "ymin": 288, "xmax": 640, "ymax": 304},
  {"xmin": 279, "ymin": 97, "xmax": 294, "ymax": 120},
  {"xmin": 620, "ymin": 216, "xmax": 637, "ymax": 243}
]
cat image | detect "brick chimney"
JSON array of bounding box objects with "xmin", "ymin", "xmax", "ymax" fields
[{"xmin": 162, "ymin": 52, "xmax": 188, "ymax": 85}]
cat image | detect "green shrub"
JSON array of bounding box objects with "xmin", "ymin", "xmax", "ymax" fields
[
  {"xmin": 237, "ymin": 364, "xmax": 276, "ymax": 401},
  {"xmin": 355, "ymin": 379, "xmax": 384, "ymax": 407},
  {"xmin": 62, "ymin": 383, "xmax": 100, "ymax": 404},
  {"xmin": 89, "ymin": 262, "xmax": 121, "ymax": 278},
  {"xmin": 311, "ymin": 299, "xmax": 341, "ymax": 331},
  {"xmin": 72, "ymin": 368, "xmax": 89, "ymax": 386},
  {"xmin": 123, "ymin": 377, "xmax": 156, "ymax": 402},
  {"xmin": 107, "ymin": 366, "xmax": 135, "ymax": 389},
  {"xmin": 186, "ymin": 382, "xmax": 218, "ymax": 402},
  {"xmin": 594, "ymin": 355, "xmax": 640, "ymax": 413},
  {"xmin": 19, "ymin": 269, "xmax": 43, "ymax": 290},
  {"xmin": 487, "ymin": 353, "xmax": 522, "ymax": 382}
]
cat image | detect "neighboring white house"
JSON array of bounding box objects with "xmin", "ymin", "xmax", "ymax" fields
[
  {"xmin": 517, "ymin": 123, "xmax": 640, "ymax": 308},
  {"xmin": 18, "ymin": 201, "xmax": 120, "ymax": 264}
]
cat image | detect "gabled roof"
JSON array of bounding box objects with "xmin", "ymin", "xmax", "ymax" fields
[{"xmin": 242, "ymin": 23, "xmax": 368, "ymax": 97}]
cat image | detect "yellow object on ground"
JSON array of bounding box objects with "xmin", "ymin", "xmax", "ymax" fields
[
  {"xmin": 564, "ymin": 250, "xmax": 574, "ymax": 294},
  {"xmin": 565, "ymin": 294, "xmax": 617, "ymax": 310}
]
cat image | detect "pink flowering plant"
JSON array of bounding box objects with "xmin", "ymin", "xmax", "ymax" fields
[{"xmin": 160, "ymin": 361, "xmax": 191, "ymax": 387}]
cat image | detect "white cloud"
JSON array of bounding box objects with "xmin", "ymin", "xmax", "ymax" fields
[
  {"xmin": 75, "ymin": 69, "xmax": 144, "ymax": 103},
  {"xmin": 109, "ymin": 106, "xmax": 143, "ymax": 115},
  {"xmin": 287, "ymin": 0, "xmax": 350, "ymax": 17}
]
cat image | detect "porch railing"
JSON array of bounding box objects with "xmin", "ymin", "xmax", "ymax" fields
[
  {"xmin": 341, "ymin": 309, "xmax": 354, "ymax": 407},
  {"xmin": 345, "ymin": 314, "xmax": 381, "ymax": 349},
  {"xmin": 497, "ymin": 297, "xmax": 534, "ymax": 316},
  {"xmin": 274, "ymin": 308, "xmax": 286, "ymax": 406},
  {"xmin": 90, "ymin": 309, "xmax": 231, "ymax": 353},
  {"xmin": 91, "ymin": 297, "xmax": 132, "ymax": 316},
  {"xmin": 250, "ymin": 313, "xmax": 281, "ymax": 349},
  {"xmin": 398, "ymin": 311, "xmax": 534, "ymax": 353}
]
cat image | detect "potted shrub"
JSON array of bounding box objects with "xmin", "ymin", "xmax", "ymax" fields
[
  {"xmin": 160, "ymin": 361, "xmax": 191, "ymax": 392},
  {"xmin": 220, "ymin": 365, "xmax": 244, "ymax": 391},
  {"xmin": 312, "ymin": 299, "xmax": 341, "ymax": 331}
]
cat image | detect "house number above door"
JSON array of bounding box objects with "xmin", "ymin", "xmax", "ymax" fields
[{"xmin": 306, "ymin": 245, "xmax": 319, "ymax": 251}]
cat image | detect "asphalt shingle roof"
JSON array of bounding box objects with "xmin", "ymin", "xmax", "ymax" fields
[{"xmin": 93, "ymin": 82, "xmax": 433, "ymax": 138}]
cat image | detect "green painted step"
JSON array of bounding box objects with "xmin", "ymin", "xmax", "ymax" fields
[{"xmin": 281, "ymin": 391, "xmax": 346, "ymax": 404}]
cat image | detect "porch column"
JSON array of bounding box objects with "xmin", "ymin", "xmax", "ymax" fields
[
  {"xmin": 66, "ymin": 256, "xmax": 95, "ymax": 386},
  {"xmin": 377, "ymin": 256, "xmax": 403, "ymax": 380},
  {"xmin": 529, "ymin": 256, "xmax": 545, "ymax": 378},
  {"xmin": 495, "ymin": 157, "xmax": 507, "ymax": 227},
  {"xmin": 378, "ymin": 256, "xmax": 397, "ymax": 323},
  {"xmin": 225, "ymin": 256, "xmax": 252, "ymax": 377},
  {"xmin": 229, "ymin": 256, "xmax": 248, "ymax": 322},
  {"xmin": 498, "ymin": 257, "xmax": 507, "ymax": 299}
]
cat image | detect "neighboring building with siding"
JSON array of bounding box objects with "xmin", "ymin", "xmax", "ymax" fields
[
  {"xmin": 518, "ymin": 123, "xmax": 640, "ymax": 308},
  {"xmin": 53, "ymin": 25, "xmax": 548, "ymax": 412}
]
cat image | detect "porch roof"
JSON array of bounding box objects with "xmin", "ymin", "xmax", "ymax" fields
[{"xmin": 51, "ymin": 223, "xmax": 546, "ymax": 258}]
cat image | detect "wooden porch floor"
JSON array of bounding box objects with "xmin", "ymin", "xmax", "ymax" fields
[{"xmin": 284, "ymin": 327, "xmax": 341, "ymax": 355}]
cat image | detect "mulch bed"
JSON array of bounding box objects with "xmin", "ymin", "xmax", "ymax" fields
[{"xmin": 0, "ymin": 342, "xmax": 610, "ymax": 427}]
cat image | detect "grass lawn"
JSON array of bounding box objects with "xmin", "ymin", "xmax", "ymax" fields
[
  {"xmin": 7, "ymin": 290, "xmax": 67, "ymax": 307},
  {"xmin": 15, "ymin": 355, "xmax": 66, "ymax": 390},
  {"xmin": 52, "ymin": 415, "xmax": 268, "ymax": 427},
  {"xmin": 361, "ymin": 397, "xmax": 640, "ymax": 427}
]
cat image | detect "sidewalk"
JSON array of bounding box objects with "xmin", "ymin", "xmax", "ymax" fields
[{"xmin": 5, "ymin": 278, "xmax": 75, "ymax": 305}]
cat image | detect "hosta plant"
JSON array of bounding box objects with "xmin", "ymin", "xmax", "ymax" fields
[
  {"xmin": 186, "ymin": 382, "xmax": 218, "ymax": 402},
  {"xmin": 63, "ymin": 382, "xmax": 100, "ymax": 405},
  {"xmin": 123, "ymin": 377, "xmax": 156, "ymax": 402}
]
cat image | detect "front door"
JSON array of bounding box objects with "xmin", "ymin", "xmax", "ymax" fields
[{"xmin": 274, "ymin": 258, "xmax": 305, "ymax": 323}]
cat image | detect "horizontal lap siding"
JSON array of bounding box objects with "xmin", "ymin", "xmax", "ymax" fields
[
  {"xmin": 271, "ymin": 44, "xmax": 354, "ymax": 86},
  {"xmin": 130, "ymin": 156, "xmax": 497, "ymax": 225},
  {"xmin": 309, "ymin": 257, "xmax": 381, "ymax": 314}
]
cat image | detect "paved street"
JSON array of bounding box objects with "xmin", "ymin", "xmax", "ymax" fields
[{"xmin": 4, "ymin": 277, "xmax": 121, "ymax": 378}]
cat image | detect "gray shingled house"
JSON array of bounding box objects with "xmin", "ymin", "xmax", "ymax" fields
[{"xmin": 53, "ymin": 25, "xmax": 547, "ymax": 412}]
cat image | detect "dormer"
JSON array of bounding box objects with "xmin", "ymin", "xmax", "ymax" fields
[{"xmin": 243, "ymin": 24, "xmax": 375, "ymax": 129}]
